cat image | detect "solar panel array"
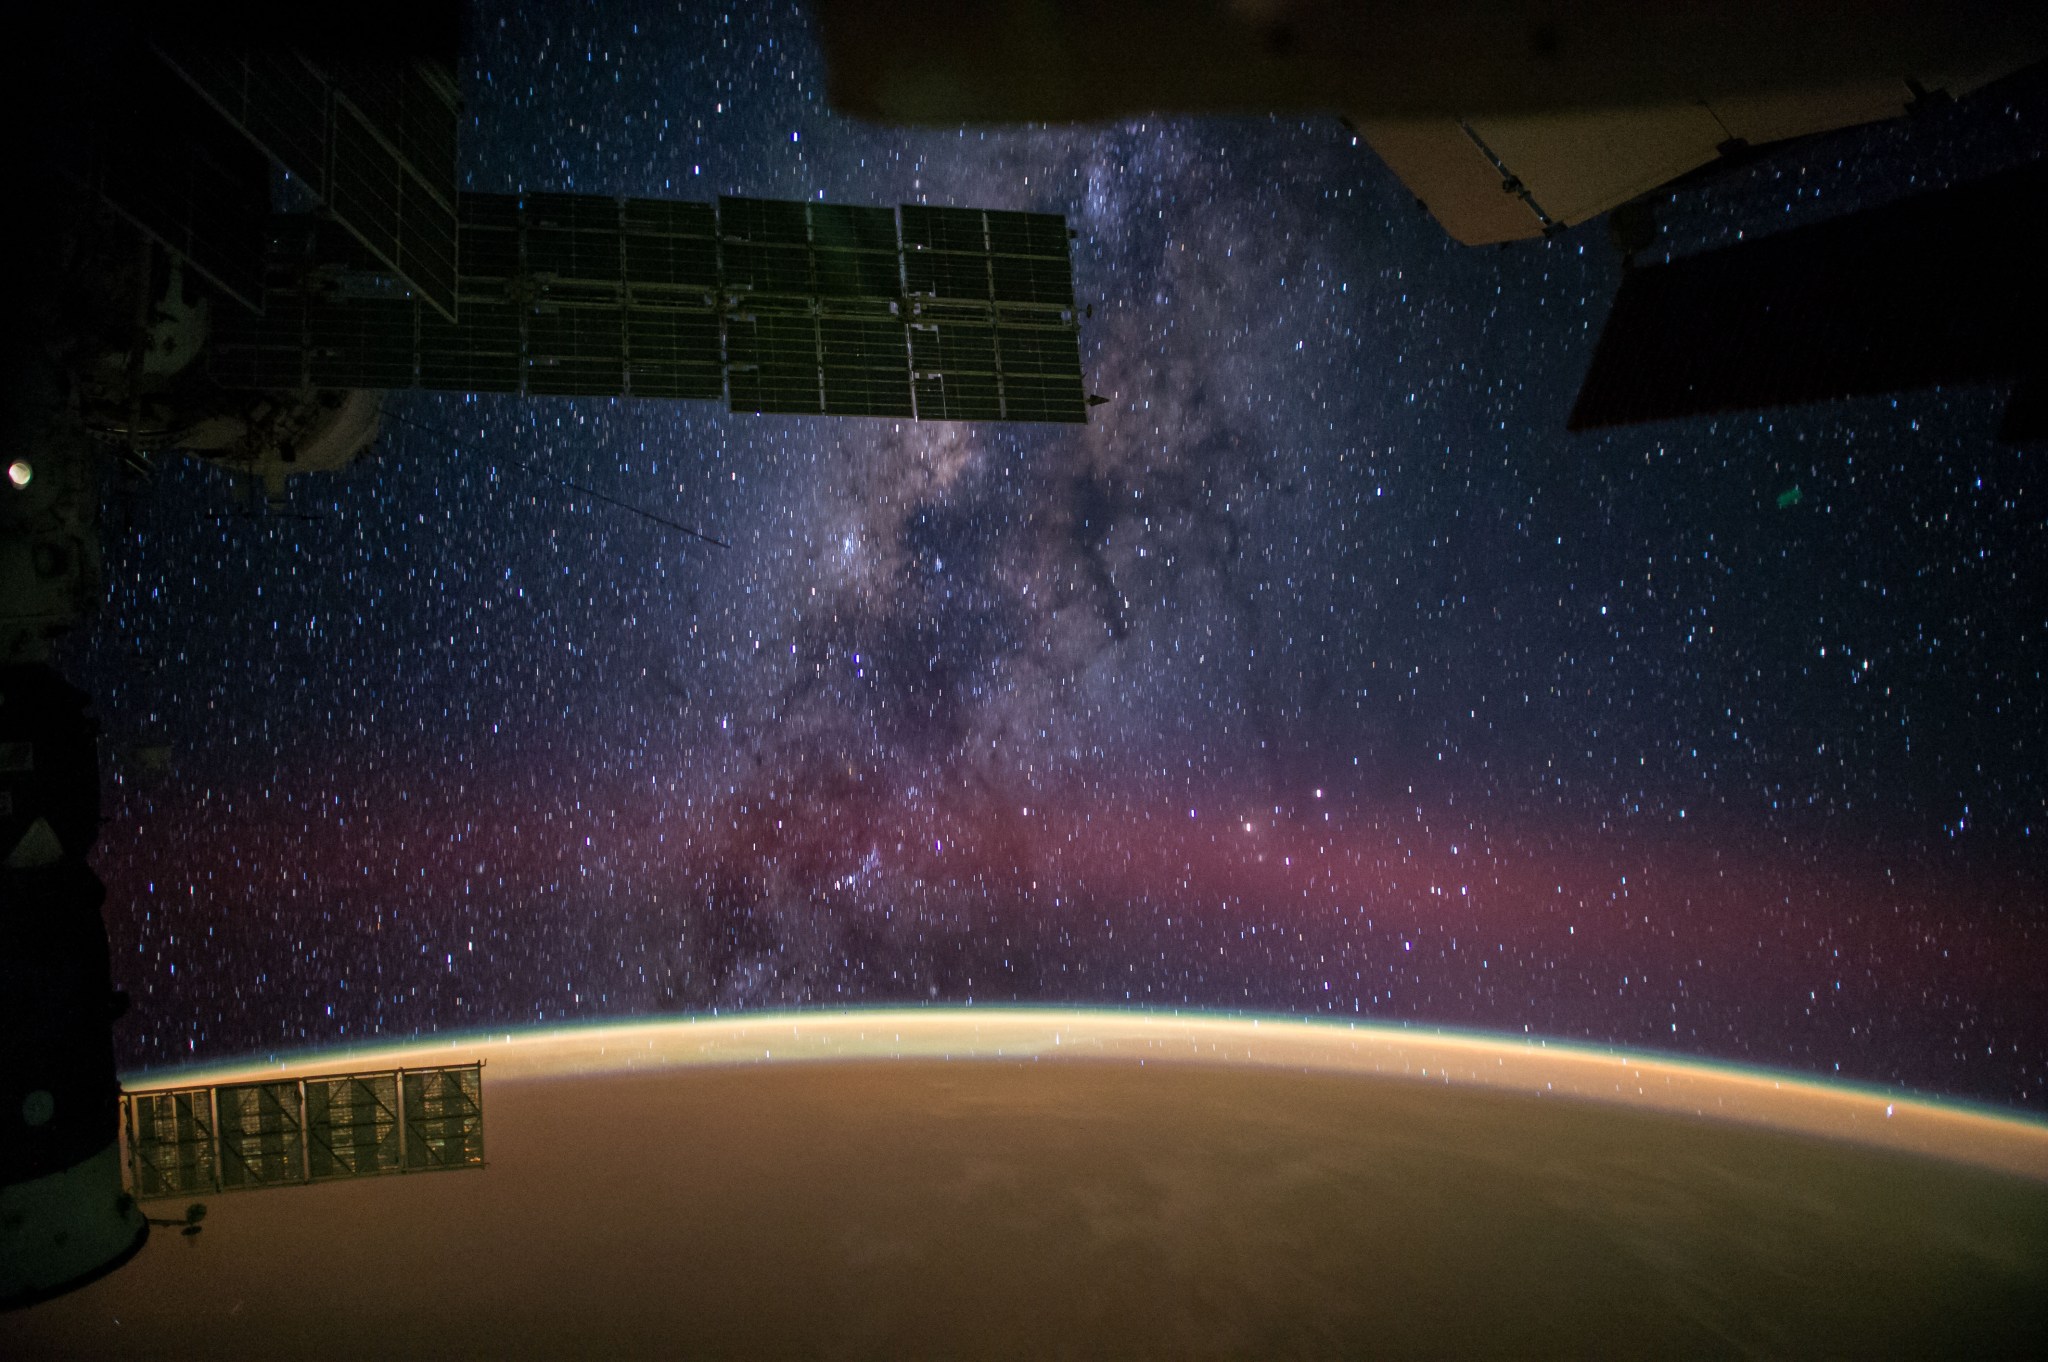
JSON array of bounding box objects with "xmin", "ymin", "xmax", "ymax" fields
[
  {"xmin": 898, "ymin": 204, "xmax": 1083, "ymax": 422},
  {"xmin": 125, "ymin": 1063, "xmax": 485, "ymax": 1199},
  {"xmin": 54, "ymin": 42, "xmax": 275, "ymax": 312},
  {"xmin": 210, "ymin": 194, "xmax": 1088, "ymax": 423},
  {"xmin": 157, "ymin": 49, "xmax": 462, "ymax": 320}
]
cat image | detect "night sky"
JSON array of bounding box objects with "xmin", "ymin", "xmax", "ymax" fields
[{"xmin": 73, "ymin": 3, "xmax": 2048, "ymax": 1110}]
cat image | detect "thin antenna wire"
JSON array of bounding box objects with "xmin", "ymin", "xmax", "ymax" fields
[{"xmin": 384, "ymin": 409, "xmax": 732, "ymax": 550}]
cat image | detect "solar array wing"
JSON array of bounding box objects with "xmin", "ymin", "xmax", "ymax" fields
[
  {"xmin": 123, "ymin": 1063, "xmax": 485, "ymax": 1198},
  {"xmin": 628, "ymin": 306, "xmax": 725, "ymax": 400},
  {"xmin": 721, "ymin": 196, "xmax": 913, "ymax": 417},
  {"xmin": 822, "ymin": 311, "xmax": 916, "ymax": 417},
  {"xmin": 528, "ymin": 291, "xmax": 628, "ymax": 398},
  {"xmin": 622, "ymin": 198, "xmax": 724, "ymax": 399},
  {"xmin": 212, "ymin": 193, "xmax": 1084, "ymax": 421},
  {"xmin": 728, "ymin": 307, "xmax": 825, "ymax": 414},
  {"xmin": 811, "ymin": 202, "xmax": 903, "ymax": 301},
  {"xmin": 994, "ymin": 324, "xmax": 1088, "ymax": 422},
  {"xmin": 58, "ymin": 45, "xmax": 274, "ymax": 312},
  {"xmin": 157, "ymin": 49, "xmax": 462, "ymax": 319},
  {"xmin": 902, "ymin": 204, "xmax": 1086, "ymax": 422},
  {"xmin": 402, "ymin": 1066, "xmax": 486, "ymax": 1170},
  {"xmin": 127, "ymin": 1088, "xmax": 218, "ymax": 1200},
  {"xmin": 909, "ymin": 317, "xmax": 1001, "ymax": 420},
  {"xmin": 214, "ymin": 1081, "xmax": 305, "ymax": 1191},
  {"xmin": 418, "ymin": 300, "xmax": 523, "ymax": 393},
  {"xmin": 305, "ymin": 296, "xmax": 419, "ymax": 390},
  {"xmin": 305, "ymin": 1073, "xmax": 403, "ymax": 1180},
  {"xmin": 623, "ymin": 199, "xmax": 720, "ymax": 290}
]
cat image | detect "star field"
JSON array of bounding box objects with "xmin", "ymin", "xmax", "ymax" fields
[{"xmin": 74, "ymin": 3, "xmax": 2048, "ymax": 1108}]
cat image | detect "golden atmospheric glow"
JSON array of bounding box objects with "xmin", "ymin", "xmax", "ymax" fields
[{"xmin": 138, "ymin": 1008, "xmax": 2048, "ymax": 1183}]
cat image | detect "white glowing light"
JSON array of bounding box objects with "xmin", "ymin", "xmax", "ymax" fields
[{"xmin": 6, "ymin": 460, "xmax": 29, "ymax": 489}]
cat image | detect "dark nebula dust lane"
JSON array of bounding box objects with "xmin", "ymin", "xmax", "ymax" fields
[{"xmin": 71, "ymin": 3, "xmax": 2048, "ymax": 1108}]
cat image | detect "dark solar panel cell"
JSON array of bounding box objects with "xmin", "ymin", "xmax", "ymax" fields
[
  {"xmin": 913, "ymin": 373, "xmax": 1002, "ymax": 421},
  {"xmin": 823, "ymin": 368, "xmax": 914, "ymax": 416},
  {"xmin": 626, "ymin": 309, "xmax": 723, "ymax": 399},
  {"xmin": 330, "ymin": 64, "xmax": 406, "ymax": 162},
  {"xmin": 913, "ymin": 301, "xmax": 1001, "ymax": 324},
  {"xmin": 305, "ymin": 343, "xmax": 412, "ymax": 392},
  {"xmin": 727, "ymin": 313, "xmax": 818, "ymax": 365},
  {"xmin": 328, "ymin": 60, "xmax": 401, "ymax": 138},
  {"xmin": 210, "ymin": 299, "xmax": 309, "ymax": 389},
  {"xmin": 526, "ymin": 225, "xmax": 622, "ymax": 281},
  {"xmin": 730, "ymin": 370, "xmax": 825, "ymax": 413},
  {"xmin": 813, "ymin": 248, "xmax": 902, "ymax": 299},
  {"xmin": 823, "ymin": 297, "xmax": 900, "ymax": 323},
  {"xmin": 904, "ymin": 252, "xmax": 991, "ymax": 300},
  {"xmin": 754, "ymin": 317, "xmax": 824, "ymax": 368},
  {"xmin": 910, "ymin": 324, "xmax": 996, "ymax": 374},
  {"xmin": 418, "ymin": 300, "xmax": 522, "ymax": 391},
  {"xmin": 247, "ymin": 57, "xmax": 331, "ymax": 195},
  {"xmin": 227, "ymin": 347, "xmax": 308, "ymax": 389},
  {"xmin": 305, "ymin": 300, "xmax": 416, "ymax": 387},
  {"xmin": 900, "ymin": 204, "xmax": 987, "ymax": 253},
  {"xmin": 810, "ymin": 203, "xmax": 899, "ymax": 252},
  {"xmin": 526, "ymin": 360, "xmax": 625, "ymax": 396},
  {"xmin": 534, "ymin": 279, "xmax": 619, "ymax": 309},
  {"xmin": 528, "ymin": 305, "xmax": 624, "ymax": 367},
  {"xmin": 989, "ymin": 253, "xmax": 1074, "ymax": 305},
  {"xmin": 397, "ymin": 200, "xmax": 459, "ymax": 308},
  {"xmin": 526, "ymin": 193, "xmax": 621, "ymax": 231},
  {"xmin": 627, "ymin": 373, "xmax": 724, "ymax": 401},
  {"xmin": 723, "ymin": 241, "xmax": 813, "ymax": 295},
  {"xmin": 625, "ymin": 371, "xmax": 723, "ymax": 400},
  {"xmin": 397, "ymin": 66, "xmax": 459, "ymax": 199},
  {"xmin": 820, "ymin": 318, "xmax": 908, "ymax": 369},
  {"xmin": 821, "ymin": 313, "xmax": 911, "ymax": 415},
  {"xmin": 459, "ymin": 194, "xmax": 522, "ymax": 233},
  {"xmin": 459, "ymin": 226, "xmax": 519, "ymax": 281},
  {"xmin": 249, "ymin": 58, "xmax": 329, "ymax": 193},
  {"xmin": 727, "ymin": 310, "xmax": 822, "ymax": 413},
  {"xmin": 522, "ymin": 228, "xmax": 573, "ymax": 277},
  {"xmin": 328, "ymin": 102, "xmax": 403, "ymax": 265},
  {"xmin": 624, "ymin": 235, "xmax": 719, "ymax": 290},
  {"xmin": 984, "ymin": 209, "xmax": 1070, "ymax": 258},
  {"xmin": 994, "ymin": 327, "xmax": 1082, "ymax": 376},
  {"xmin": 720, "ymin": 196, "xmax": 810, "ymax": 244},
  {"xmin": 624, "ymin": 199, "xmax": 718, "ymax": 238},
  {"xmin": 1000, "ymin": 373, "xmax": 1088, "ymax": 423},
  {"xmin": 626, "ymin": 307, "xmax": 721, "ymax": 361}
]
